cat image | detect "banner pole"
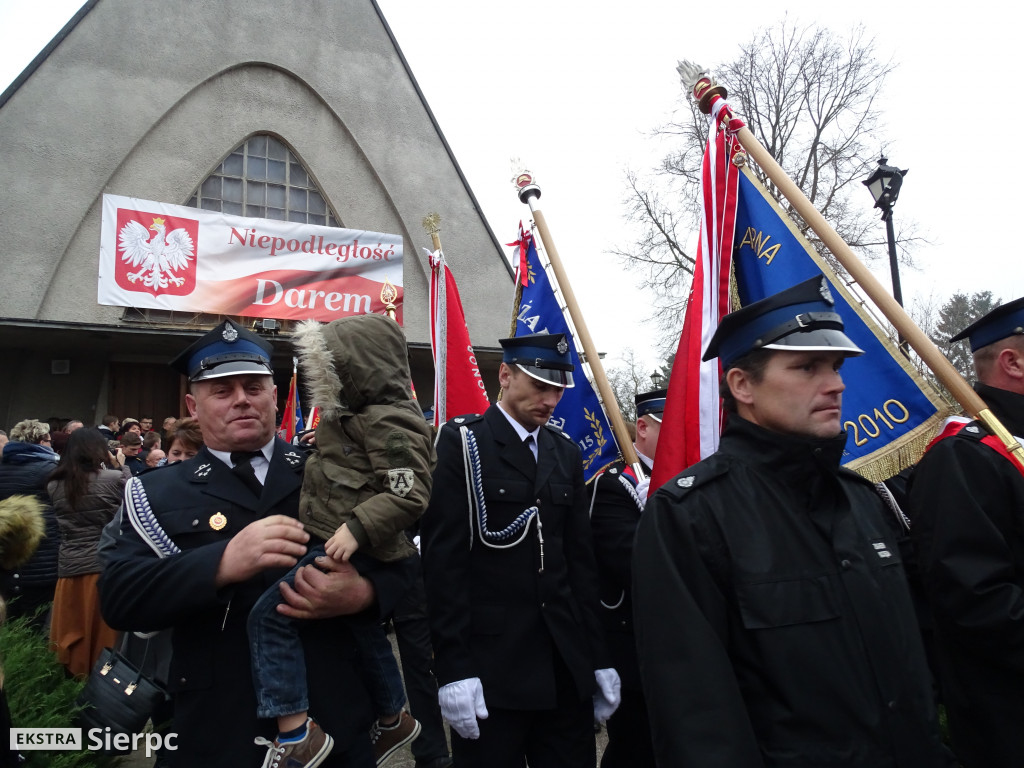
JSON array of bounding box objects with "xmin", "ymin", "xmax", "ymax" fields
[
  {"xmin": 677, "ymin": 64, "xmax": 1024, "ymax": 469},
  {"xmin": 511, "ymin": 169, "xmax": 641, "ymax": 470}
]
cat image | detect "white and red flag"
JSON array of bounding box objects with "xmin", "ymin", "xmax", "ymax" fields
[
  {"xmin": 428, "ymin": 248, "xmax": 490, "ymax": 427},
  {"xmin": 651, "ymin": 96, "xmax": 745, "ymax": 490}
]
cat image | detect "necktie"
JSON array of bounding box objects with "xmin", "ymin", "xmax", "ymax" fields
[
  {"xmin": 230, "ymin": 450, "xmax": 264, "ymax": 497},
  {"xmin": 523, "ymin": 435, "xmax": 536, "ymax": 462}
]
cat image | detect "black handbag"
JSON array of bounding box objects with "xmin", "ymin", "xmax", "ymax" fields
[{"xmin": 74, "ymin": 635, "xmax": 170, "ymax": 744}]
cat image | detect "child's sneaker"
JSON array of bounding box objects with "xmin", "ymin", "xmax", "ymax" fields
[
  {"xmin": 255, "ymin": 717, "xmax": 334, "ymax": 768},
  {"xmin": 370, "ymin": 710, "xmax": 421, "ymax": 766}
]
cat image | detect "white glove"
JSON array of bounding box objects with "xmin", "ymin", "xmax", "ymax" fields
[
  {"xmin": 593, "ymin": 668, "xmax": 621, "ymax": 723},
  {"xmin": 438, "ymin": 677, "xmax": 488, "ymax": 739},
  {"xmin": 635, "ymin": 477, "xmax": 651, "ymax": 506}
]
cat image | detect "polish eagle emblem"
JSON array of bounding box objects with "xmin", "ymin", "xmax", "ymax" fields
[{"xmin": 118, "ymin": 217, "xmax": 195, "ymax": 290}]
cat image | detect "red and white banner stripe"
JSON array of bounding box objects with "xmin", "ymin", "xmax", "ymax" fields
[{"xmin": 651, "ymin": 97, "xmax": 744, "ymax": 490}]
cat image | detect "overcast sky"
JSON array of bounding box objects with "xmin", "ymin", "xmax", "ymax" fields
[{"xmin": 3, "ymin": 0, "xmax": 1020, "ymax": 382}]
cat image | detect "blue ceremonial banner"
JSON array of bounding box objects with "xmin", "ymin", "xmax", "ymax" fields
[
  {"xmin": 511, "ymin": 233, "xmax": 619, "ymax": 482},
  {"xmin": 733, "ymin": 167, "xmax": 948, "ymax": 477}
]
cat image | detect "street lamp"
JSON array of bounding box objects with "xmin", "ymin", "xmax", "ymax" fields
[{"xmin": 862, "ymin": 156, "xmax": 909, "ymax": 307}]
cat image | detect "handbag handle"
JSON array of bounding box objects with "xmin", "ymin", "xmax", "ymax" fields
[{"xmin": 114, "ymin": 632, "xmax": 154, "ymax": 684}]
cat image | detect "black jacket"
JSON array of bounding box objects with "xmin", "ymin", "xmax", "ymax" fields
[
  {"xmin": 99, "ymin": 440, "xmax": 412, "ymax": 766},
  {"xmin": 0, "ymin": 442, "xmax": 59, "ymax": 618},
  {"xmin": 421, "ymin": 405, "xmax": 607, "ymax": 710},
  {"xmin": 589, "ymin": 457, "xmax": 649, "ymax": 690},
  {"xmin": 908, "ymin": 383, "xmax": 1024, "ymax": 768},
  {"xmin": 634, "ymin": 416, "xmax": 950, "ymax": 768}
]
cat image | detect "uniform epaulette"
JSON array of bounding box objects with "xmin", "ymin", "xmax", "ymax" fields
[
  {"xmin": 542, "ymin": 422, "xmax": 574, "ymax": 441},
  {"xmin": 447, "ymin": 414, "xmax": 483, "ymax": 428},
  {"xmin": 595, "ymin": 462, "xmax": 628, "ymax": 483},
  {"xmin": 953, "ymin": 421, "xmax": 986, "ymax": 441},
  {"xmin": 659, "ymin": 461, "xmax": 730, "ymax": 500}
]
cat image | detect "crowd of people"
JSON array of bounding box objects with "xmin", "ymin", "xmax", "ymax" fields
[{"xmin": 1, "ymin": 281, "xmax": 1023, "ymax": 768}]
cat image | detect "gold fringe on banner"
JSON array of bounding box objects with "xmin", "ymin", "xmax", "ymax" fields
[{"xmin": 845, "ymin": 409, "xmax": 953, "ymax": 483}]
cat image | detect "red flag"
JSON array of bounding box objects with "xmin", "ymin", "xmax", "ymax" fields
[
  {"xmin": 278, "ymin": 364, "xmax": 300, "ymax": 442},
  {"xmin": 506, "ymin": 222, "xmax": 531, "ymax": 287},
  {"xmin": 651, "ymin": 95, "xmax": 744, "ymax": 490},
  {"xmin": 429, "ymin": 249, "xmax": 490, "ymax": 427}
]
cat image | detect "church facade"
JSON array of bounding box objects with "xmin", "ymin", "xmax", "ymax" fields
[{"xmin": 0, "ymin": 0, "xmax": 512, "ymax": 428}]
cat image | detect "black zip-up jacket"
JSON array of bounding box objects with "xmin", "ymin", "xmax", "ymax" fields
[
  {"xmin": 909, "ymin": 383, "xmax": 1024, "ymax": 768},
  {"xmin": 0, "ymin": 442, "xmax": 59, "ymax": 618},
  {"xmin": 633, "ymin": 416, "xmax": 951, "ymax": 768}
]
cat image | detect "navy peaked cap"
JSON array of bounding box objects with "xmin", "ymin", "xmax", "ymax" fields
[
  {"xmin": 500, "ymin": 332, "xmax": 575, "ymax": 388},
  {"xmin": 949, "ymin": 296, "xmax": 1024, "ymax": 352},
  {"xmin": 170, "ymin": 320, "xmax": 274, "ymax": 382},
  {"xmin": 635, "ymin": 388, "xmax": 668, "ymax": 421},
  {"xmin": 703, "ymin": 275, "xmax": 864, "ymax": 367}
]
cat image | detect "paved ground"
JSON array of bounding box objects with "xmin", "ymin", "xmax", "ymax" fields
[{"xmin": 121, "ymin": 634, "xmax": 609, "ymax": 766}]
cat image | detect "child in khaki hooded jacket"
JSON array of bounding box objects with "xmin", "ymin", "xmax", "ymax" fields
[{"xmin": 248, "ymin": 315, "xmax": 436, "ymax": 768}]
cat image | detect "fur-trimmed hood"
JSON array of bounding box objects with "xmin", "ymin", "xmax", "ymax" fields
[
  {"xmin": 293, "ymin": 315, "xmax": 415, "ymax": 418},
  {"xmin": 0, "ymin": 494, "xmax": 45, "ymax": 570}
]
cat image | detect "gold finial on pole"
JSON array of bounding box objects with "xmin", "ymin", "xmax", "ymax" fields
[
  {"xmin": 380, "ymin": 277, "xmax": 398, "ymax": 321},
  {"xmin": 677, "ymin": 60, "xmax": 728, "ymax": 115},
  {"xmin": 422, "ymin": 213, "xmax": 443, "ymax": 251},
  {"xmin": 509, "ymin": 161, "xmax": 641, "ymax": 471}
]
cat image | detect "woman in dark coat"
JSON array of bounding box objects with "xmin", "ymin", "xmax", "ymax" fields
[{"xmin": 0, "ymin": 419, "xmax": 59, "ymax": 627}]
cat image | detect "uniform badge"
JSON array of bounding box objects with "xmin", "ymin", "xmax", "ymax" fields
[
  {"xmin": 609, "ymin": 468, "xmax": 618, "ymax": 475},
  {"xmin": 209, "ymin": 512, "xmax": 227, "ymax": 531},
  {"xmin": 818, "ymin": 279, "xmax": 834, "ymax": 305},
  {"xmin": 556, "ymin": 338, "xmax": 568, "ymax": 354},
  {"xmin": 677, "ymin": 476, "xmax": 695, "ymax": 488},
  {"xmin": 222, "ymin": 323, "xmax": 238, "ymax": 342},
  {"xmin": 284, "ymin": 450, "xmax": 302, "ymax": 466},
  {"xmin": 965, "ymin": 425, "xmax": 980, "ymax": 434},
  {"xmin": 454, "ymin": 417, "xmax": 465, "ymax": 424},
  {"xmin": 194, "ymin": 462, "xmax": 212, "ymax": 478},
  {"xmin": 387, "ymin": 468, "xmax": 415, "ymax": 498}
]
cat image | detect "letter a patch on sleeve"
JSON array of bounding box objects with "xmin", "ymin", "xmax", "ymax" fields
[{"xmin": 387, "ymin": 468, "xmax": 415, "ymax": 498}]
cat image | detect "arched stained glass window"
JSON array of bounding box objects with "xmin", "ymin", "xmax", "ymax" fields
[
  {"xmin": 186, "ymin": 134, "xmax": 342, "ymax": 227},
  {"xmin": 122, "ymin": 134, "xmax": 341, "ymax": 327}
]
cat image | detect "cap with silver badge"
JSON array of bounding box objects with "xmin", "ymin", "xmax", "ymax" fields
[
  {"xmin": 499, "ymin": 332, "xmax": 575, "ymax": 388},
  {"xmin": 170, "ymin": 320, "xmax": 274, "ymax": 382},
  {"xmin": 703, "ymin": 275, "xmax": 864, "ymax": 368}
]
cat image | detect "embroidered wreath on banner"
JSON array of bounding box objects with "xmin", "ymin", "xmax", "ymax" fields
[{"xmin": 581, "ymin": 407, "xmax": 608, "ymax": 470}]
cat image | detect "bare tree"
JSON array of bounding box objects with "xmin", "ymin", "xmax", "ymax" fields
[
  {"xmin": 616, "ymin": 19, "xmax": 917, "ymax": 343},
  {"xmin": 605, "ymin": 350, "xmax": 675, "ymax": 424}
]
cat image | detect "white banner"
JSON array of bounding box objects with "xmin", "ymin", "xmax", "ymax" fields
[{"xmin": 98, "ymin": 194, "xmax": 403, "ymax": 323}]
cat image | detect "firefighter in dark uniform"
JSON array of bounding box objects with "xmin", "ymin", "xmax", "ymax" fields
[
  {"xmin": 421, "ymin": 333, "xmax": 619, "ymax": 768},
  {"xmin": 99, "ymin": 320, "xmax": 411, "ymax": 767},
  {"xmin": 908, "ymin": 296, "xmax": 1024, "ymax": 768},
  {"xmin": 633, "ymin": 276, "xmax": 952, "ymax": 768},
  {"xmin": 590, "ymin": 388, "xmax": 664, "ymax": 768}
]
